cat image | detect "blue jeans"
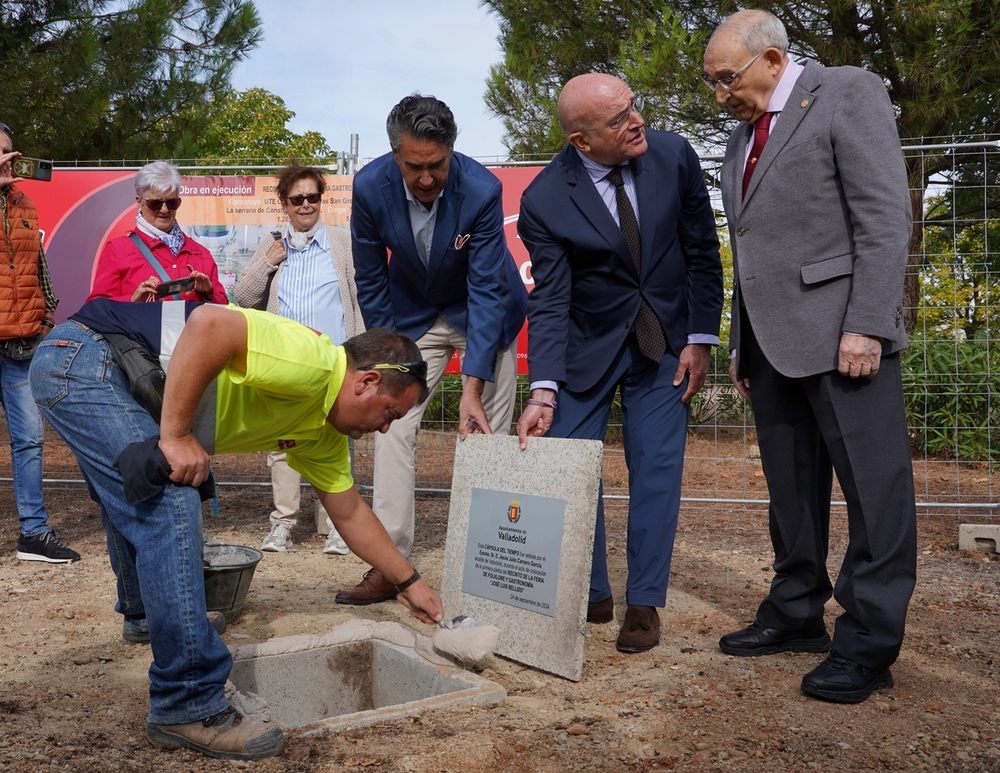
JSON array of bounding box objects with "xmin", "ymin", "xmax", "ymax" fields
[
  {"xmin": 30, "ymin": 321, "xmax": 231, "ymax": 725},
  {"xmin": 0, "ymin": 351, "xmax": 50, "ymax": 536}
]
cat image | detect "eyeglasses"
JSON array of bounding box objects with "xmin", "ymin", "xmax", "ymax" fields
[
  {"xmin": 579, "ymin": 95, "xmax": 645, "ymax": 134},
  {"xmin": 364, "ymin": 361, "xmax": 428, "ymax": 384},
  {"xmin": 284, "ymin": 193, "xmax": 321, "ymax": 206},
  {"xmin": 702, "ymin": 51, "xmax": 765, "ymax": 91},
  {"xmin": 0, "ymin": 122, "xmax": 11, "ymax": 138},
  {"xmin": 144, "ymin": 197, "xmax": 181, "ymax": 211}
]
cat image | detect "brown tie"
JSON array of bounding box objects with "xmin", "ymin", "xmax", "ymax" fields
[
  {"xmin": 607, "ymin": 166, "xmax": 665, "ymax": 362},
  {"xmin": 742, "ymin": 111, "xmax": 774, "ymax": 198}
]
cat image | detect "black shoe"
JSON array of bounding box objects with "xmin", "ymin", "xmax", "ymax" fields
[
  {"xmin": 16, "ymin": 530, "xmax": 81, "ymax": 563},
  {"xmin": 719, "ymin": 619, "xmax": 831, "ymax": 656},
  {"xmin": 801, "ymin": 652, "xmax": 894, "ymax": 703}
]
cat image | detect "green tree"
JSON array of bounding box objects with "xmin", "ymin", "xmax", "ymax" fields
[
  {"xmin": 1, "ymin": 0, "xmax": 262, "ymax": 161},
  {"xmin": 482, "ymin": 0, "xmax": 1000, "ymax": 330},
  {"xmin": 193, "ymin": 88, "xmax": 334, "ymax": 166}
]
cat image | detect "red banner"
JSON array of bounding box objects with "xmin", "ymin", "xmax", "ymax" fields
[{"xmin": 21, "ymin": 165, "xmax": 543, "ymax": 373}]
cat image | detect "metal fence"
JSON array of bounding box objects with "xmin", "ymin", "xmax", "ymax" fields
[{"xmin": 17, "ymin": 140, "xmax": 1000, "ymax": 517}]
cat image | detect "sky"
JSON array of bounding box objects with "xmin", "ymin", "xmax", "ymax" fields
[{"xmin": 229, "ymin": 1, "xmax": 510, "ymax": 164}]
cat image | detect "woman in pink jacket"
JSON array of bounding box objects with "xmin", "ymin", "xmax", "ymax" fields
[{"xmin": 88, "ymin": 161, "xmax": 227, "ymax": 303}]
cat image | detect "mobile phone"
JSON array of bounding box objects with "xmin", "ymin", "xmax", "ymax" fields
[
  {"xmin": 154, "ymin": 276, "xmax": 196, "ymax": 298},
  {"xmin": 270, "ymin": 230, "xmax": 282, "ymax": 241},
  {"xmin": 12, "ymin": 157, "xmax": 53, "ymax": 182}
]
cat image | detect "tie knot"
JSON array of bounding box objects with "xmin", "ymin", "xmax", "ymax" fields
[
  {"xmin": 606, "ymin": 166, "xmax": 626, "ymax": 187},
  {"xmin": 754, "ymin": 111, "xmax": 774, "ymax": 131}
]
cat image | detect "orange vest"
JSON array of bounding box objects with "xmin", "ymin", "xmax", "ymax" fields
[{"xmin": 0, "ymin": 186, "xmax": 46, "ymax": 340}]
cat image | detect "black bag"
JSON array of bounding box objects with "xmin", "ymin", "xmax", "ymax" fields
[{"xmin": 103, "ymin": 333, "xmax": 166, "ymax": 423}]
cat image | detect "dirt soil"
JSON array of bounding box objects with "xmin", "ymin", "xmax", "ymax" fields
[{"xmin": 1, "ymin": 437, "xmax": 999, "ymax": 773}]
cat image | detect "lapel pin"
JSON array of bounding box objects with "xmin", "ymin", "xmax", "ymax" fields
[
  {"xmin": 454, "ymin": 234, "xmax": 471, "ymax": 250},
  {"xmin": 801, "ymin": 99, "xmax": 809, "ymax": 108}
]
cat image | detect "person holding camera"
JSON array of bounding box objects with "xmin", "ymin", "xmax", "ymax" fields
[
  {"xmin": 87, "ymin": 160, "xmax": 227, "ymax": 304},
  {"xmin": 0, "ymin": 120, "xmax": 80, "ymax": 562}
]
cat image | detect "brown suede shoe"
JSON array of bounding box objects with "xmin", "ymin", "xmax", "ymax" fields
[
  {"xmin": 335, "ymin": 568, "xmax": 398, "ymax": 605},
  {"xmin": 587, "ymin": 595, "xmax": 614, "ymax": 623},
  {"xmin": 146, "ymin": 707, "xmax": 284, "ymax": 760},
  {"xmin": 616, "ymin": 605, "xmax": 660, "ymax": 653}
]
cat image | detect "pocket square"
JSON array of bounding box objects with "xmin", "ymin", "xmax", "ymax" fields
[{"xmin": 454, "ymin": 233, "xmax": 471, "ymax": 250}]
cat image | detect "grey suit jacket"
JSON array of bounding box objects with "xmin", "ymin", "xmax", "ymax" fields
[
  {"xmin": 722, "ymin": 60, "xmax": 912, "ymax": 379},
  {"xmin": 233, "ymin": 224, "xmax": 365, "ymax": 340}
]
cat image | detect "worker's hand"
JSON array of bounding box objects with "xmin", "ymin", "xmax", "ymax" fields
[
  {"xmin": 398, "ymin": 580, "xmax": 444, "ymax": 624},
  {"xmin": 516, "ymin": 388, "xmax": 557, "ymax": 449},
  {"xmin": 159, "ymin": 434, "xmax": 211, "ymax": 487}
]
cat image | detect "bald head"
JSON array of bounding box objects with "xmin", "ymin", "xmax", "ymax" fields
[{"xmin": 558, "ymin": 73, "xmax": 629, "ymax": 134}]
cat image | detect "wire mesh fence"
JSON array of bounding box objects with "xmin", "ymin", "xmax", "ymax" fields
[{"xmin": 9, "ymin": 140, "xmax": 1000, "ymax": 518}]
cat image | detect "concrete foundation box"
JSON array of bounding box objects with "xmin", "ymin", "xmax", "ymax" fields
[
  {"xmin": 228, "ymin": 622, "xmax": 505, "ymax": 733},
  {"xmin": 958, "ymin": 524, "xmax": 1000, "ymax": 554}
]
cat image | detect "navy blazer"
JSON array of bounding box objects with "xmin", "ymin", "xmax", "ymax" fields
[
  {"xmin": 518, "ymin": 131, "xmax": 723, "ymax": 393},
  {"xmin": 351, "ymin": 150, "xmax": 527, "ymax": 382}
]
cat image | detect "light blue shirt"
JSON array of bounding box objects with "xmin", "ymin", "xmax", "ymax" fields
[
  {"xmin": 403, "ymin": 184, "xmax": 442, "ymax": 266},
  {"xmin": 277, "ymin": 226, "xmax": 347, "ymax": 345}
]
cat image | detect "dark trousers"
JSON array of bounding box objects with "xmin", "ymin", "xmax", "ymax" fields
[
  {"xmin": 548, "ymin": 336, "xmax": 689, "ymax": 608},
  {"xmin": 743, "ymin": 319, "xmax": 917, "ymax": 670}
]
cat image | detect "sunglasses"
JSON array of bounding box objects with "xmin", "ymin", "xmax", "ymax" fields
[
  {"xmin": 366, "ymin": 361, "xmax": 428, "ymax": 383},
  {"xmin": 144, "ymin": 197, "xmax": 181, "ymax": 211},
  {"xmin": 284, "ymin": 192, "xmax": 322, "ymax": 206}
]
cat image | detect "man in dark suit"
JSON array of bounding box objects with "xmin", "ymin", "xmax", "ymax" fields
[
  {"xmin": 347, "ymin": 94, "xmax": 528, "ymax": 604},
  {"xmin": 516, "ymin": 73, "xmax": 723, "ymax": 653},
  {"xmin": 704, "ymin": 9, "xmax": 916, "ymax": 703}
]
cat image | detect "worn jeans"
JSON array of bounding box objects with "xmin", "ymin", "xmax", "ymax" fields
[
  {"xmin": 30, "ymin": 321, "xmax": 230, "ymax": 725},
  {"xmin": 0, "ymin": 352, "xmax": 50, "ymax": 536}
]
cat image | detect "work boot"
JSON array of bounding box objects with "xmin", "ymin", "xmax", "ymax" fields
[{"xmin": 146, "ymin": 706, "xmax": 284, "ymax": 760}]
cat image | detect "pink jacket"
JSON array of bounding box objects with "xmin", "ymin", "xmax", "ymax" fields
[{"xmin": 87, "ymin": 229, "xmax": 228, "ymax": 304}]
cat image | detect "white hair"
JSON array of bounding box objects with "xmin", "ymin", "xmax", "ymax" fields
[{"xmin": 134, "ymin": 160, "xmax": 181, "ymax": 197}]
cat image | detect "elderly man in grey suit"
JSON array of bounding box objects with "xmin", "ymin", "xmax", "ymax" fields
[{"xmin": 704, "ymin": 9, "xmax": 916, "ymax": 704}]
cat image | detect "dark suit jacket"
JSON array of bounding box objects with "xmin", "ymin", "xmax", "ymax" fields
[
  {"xmin": 351, "ymin": 151, "xmax": 527, "ymax": 382},
  {"xmin": 722, "ymin": 61, "xmax": 912, "ymax": 379},
  {"xmin": 518, "ymin": 131, "xmax": 723, "ymax": 393}
]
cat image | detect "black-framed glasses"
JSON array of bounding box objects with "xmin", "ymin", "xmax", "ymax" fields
[
  {"xmin": 144, "ymin": 197, "xmax": 181, "ymax": 211},
  {"xmin": 285, "ymin": 192, "xmax": 321, "ymax": 206},
  {"xmin": 702, "ymin": 51, "xmax": 764, "ymax": 91},
  {"xmin": 365, "ymin": 361, "xmax": 428, "ymax": 383}
]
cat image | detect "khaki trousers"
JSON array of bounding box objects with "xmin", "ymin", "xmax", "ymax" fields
[{"xmin": 372, "ymin": 317, "xmax": 518, "ymax": 557}]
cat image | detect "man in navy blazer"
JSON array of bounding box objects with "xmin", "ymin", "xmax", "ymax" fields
[
  {"xmin": 516, "ymin": 73, "xmax": 723, "ymax": 653},
  {"xmin": 705, "ymin": 10, "xmax": 915, "ymax": 704},
  {"xmin": 346, "ymin": 94, "xmax": 527, "ymax": 605}
]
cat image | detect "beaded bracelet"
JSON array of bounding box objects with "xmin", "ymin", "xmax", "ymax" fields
[
  {"xmin": 394, "ymin": 569, "xmax": 421, "ymax": 593},
  {"xmin": 527, "ymin": 398, "xmax": 558, "ymax": 410}
]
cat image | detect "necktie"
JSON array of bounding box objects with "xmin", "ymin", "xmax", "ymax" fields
[
  {"xmin": 607, "ymin": 166, "xmax": 665, "ymax": 362},
  {"xmin": 742, "ymin": 111, "xmax": 773, "ymax": 198}
]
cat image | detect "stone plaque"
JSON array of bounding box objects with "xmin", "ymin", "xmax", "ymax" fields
[{"xmin": 440, "ymin": 434, "xmax": 604, "ymax": 681}]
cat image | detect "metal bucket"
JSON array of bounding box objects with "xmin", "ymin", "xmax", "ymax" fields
[{"xmin": 203, "ymin": 544, "xmax": 263, "ymax": 623}]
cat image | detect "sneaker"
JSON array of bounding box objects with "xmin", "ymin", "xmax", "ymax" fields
[
  {"xmin": 123, "ymin": 610, "xmax": 228, "ymax": 645},
  {"xmin": 146, "ymin": 706, "xmax": 284, "ymax": 760},
  {"xmin": 261, "ymin": 523, "xmax": 292, "ymax": 552},
  {"xmin": 323, "ymin": 527, "xmax": 350, "ymax": 555},
  {"xmin": 16, "ymin": 530, "xmax": 80, "ymax": 563}
]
